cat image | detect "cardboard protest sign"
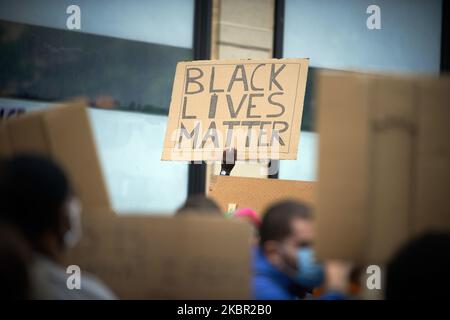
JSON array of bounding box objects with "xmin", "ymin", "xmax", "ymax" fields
[
  {"xmin": 65, "ymin": 212, "xmax": 252, "ymax": 299},
  {"xmin": 208, "ymin": 175, "xmax": 315, "ymax": 215},
  {"xmin": 315, "ymin": 70, "xmax": 450, "ymax": 264},
  {"xmin": 0, "ymin": 101, "xmax": 111, "ymax": 209},
  {"xmin": 162, "ymin": 58, "xmax": 309, "ymax": 161}
]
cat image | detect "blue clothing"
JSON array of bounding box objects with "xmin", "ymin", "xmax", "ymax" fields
[
  {"xmin": 317, "ymin": 291, "xmax": 348, "ymax": 300},
  {"xmin": 252, "ymin": 247, "xmax": 348, "ymax": 300},
  {"xmin": 252, "ymin": 247, "xmax": 297, "ymax": 300}
]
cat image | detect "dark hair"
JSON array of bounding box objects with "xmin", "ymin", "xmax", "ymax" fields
[
  {"xmin": 175, "ymin": 194, "xmax": 222, "ymax": 216},
  {"xmin": 0, "ymin": 223, "xmax": 31, "ymax": 299},
  {"xmin": 0, "ymin": 154, "xmax": 70, "ymax": 244},
  {"xmin": 259, "ymin": 200, "xmax": 312, "ymax": 246},
  {"xmin": 386, "ymin": 232, "xmax": 450, "ymax": 299}
]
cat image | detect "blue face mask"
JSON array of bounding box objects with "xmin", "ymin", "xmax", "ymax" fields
[{"xmin": 296, "ymin": 247, "xmax": 325, "ymax": 288}]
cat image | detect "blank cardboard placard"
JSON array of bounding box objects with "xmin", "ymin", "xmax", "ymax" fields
[
  {"xmin": 65, "ymin": 213, "xmax": 252, "ymax": 299},
  {"xmin": 162, "ymin": 58, "xmax": 309, "ymax": 161},
  {"xmin": 208, "ymin": 175, "xmax": 315, "ymax": 215},
  {"xmin": 315, "ymin": 70, "xmax": 450, "ymax": 264},
  {"xmin": 0, "ymin": 101, "xmax": 111, "ymax": 209}
]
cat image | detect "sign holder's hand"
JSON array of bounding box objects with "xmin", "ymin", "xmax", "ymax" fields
[
  {"xmin": 220, "ymin": 148, "xmax": 237, "ymax": 176},
  {"xmin": 324, "ymin": 260, "xmax": 354, "ymax": 295}
]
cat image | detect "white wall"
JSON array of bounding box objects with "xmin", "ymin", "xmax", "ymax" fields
[
  {"xmin": 281, "ymin": 0, "xmax": 442, "ymax": 181},
  {"xmin": 89, "ymin": 108, "xmax": 188, "ymax": 214},
  {"xmin": 278, "ymin": 131, "xmax": 317, "ymax": 181},
  {"xmin": 284, "ymin": 0, "xmax": 442, "ymax": 74}
]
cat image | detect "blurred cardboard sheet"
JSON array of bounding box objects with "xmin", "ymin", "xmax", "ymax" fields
[
  {"xmin": 65, "ymin": 212, "xmax": 252, "ymax": 299},
  {"xmin": 0, "ymin": 100, "xmax": 110, "ymax": 209},
  {"xmin": 315, "ymin": 70, "xmax": 450, "ymax": 264}
]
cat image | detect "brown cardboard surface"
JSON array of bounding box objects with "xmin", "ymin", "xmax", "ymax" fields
[
  {"xmin": 316, "ymin": 71, "xmax": 450, "ymax": 264},
  {"xmin": 414, "ymin": 78, "xmax": 450, "ymax": 233},
  {"xmin": 162, "ymin": 58, "xmax": 309, "ymax": 161},
  {"xmin": 208, "ymin": 175, "xmax": 315, "ymax": 215},
  {"xmin": 65, "ymin": 212, "xmax": 252, "ymax": 299},
  {"xmin": 0, "ymin": 101, "xmax": 110, "ymax": 209}
]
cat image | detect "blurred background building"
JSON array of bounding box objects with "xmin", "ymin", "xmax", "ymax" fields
[{"xmin": 0, "ymin": 0, "xmax": 447, "ymax": 214}]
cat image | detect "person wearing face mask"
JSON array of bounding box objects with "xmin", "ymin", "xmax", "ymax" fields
[
  {"xmin": 0, "ymin": 154, "xmax": 116, "ymax": 299},
  {"xmin": 253, "ymin": 200, "xmax": 325, "ymax": 300}
]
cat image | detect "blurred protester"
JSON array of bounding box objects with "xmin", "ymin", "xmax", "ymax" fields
[
  {"xmin": 317, "ymin": 260, "xmax": 353, "ymax": 300},
  {"xmin": 234, "ymin": 208, "xmax": 261, "ymax": 228},
  {"xmin": 0, "ymin": 223, "xmax": 32, "ymax": 299},
  {"xmin": 386, "ymin": 232, "xmax": 450, "ymax": 299},
  {"xmin": 234, "ymin": 207, "xmax": 261, "ymax": 245},
  {"xmin": 319, "ymin": 232, "xmax": 450, "ymax": 300},
  {"xmin": 0, "ymin": 154, "xmax": 116, "ymax": 299},
  {"xmin": 253, "ymin": 200, "xmax": 324, "ymax": 300},
  {"xmin": 175, "ymin": 194, "xmax": 223, "ymax": 217}
]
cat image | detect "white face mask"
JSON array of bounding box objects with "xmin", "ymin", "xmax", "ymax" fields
[{"xmin": 63, "ymin": 196, "xmax": 82, "ymax": 248}]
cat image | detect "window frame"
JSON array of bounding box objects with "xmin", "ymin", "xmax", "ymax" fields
[
  {"xmin": 273, "ymin": 0, "xmax": 449, "ymax": 180},
  {"xmin": 187, "ymin": 0, "xmax": 212, "ymax": 195}
]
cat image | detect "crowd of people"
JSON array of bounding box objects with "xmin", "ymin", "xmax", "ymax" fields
[{"xmin": 0, "ymin": 153, "xmax": 449, "ymax": 300}]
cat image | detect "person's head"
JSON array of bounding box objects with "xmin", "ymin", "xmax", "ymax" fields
[
  {"xmin": 386, "ymin": 232, "xmax": 450, "ymax": 299},
  {"xmin": 175, "ymin": 194, "xmax": 222, "ymax": 217},
  {"xmin": 0, "ymin": 154, "xmax": 82, "ymax": 259},
  {"xmin": 0, "ymin": 223, "xmax": 32, "ymax": 299},
  {"xmin": 259, "ymin": 200, "xmax": 314, "ymax": 276},
  {"xmin": 234, "ymin": 207, "xmax": 261, "ymax": 245},
  {"xmin": 234, "ymin": 208, "xmax": 261, "ymax": 228}
]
